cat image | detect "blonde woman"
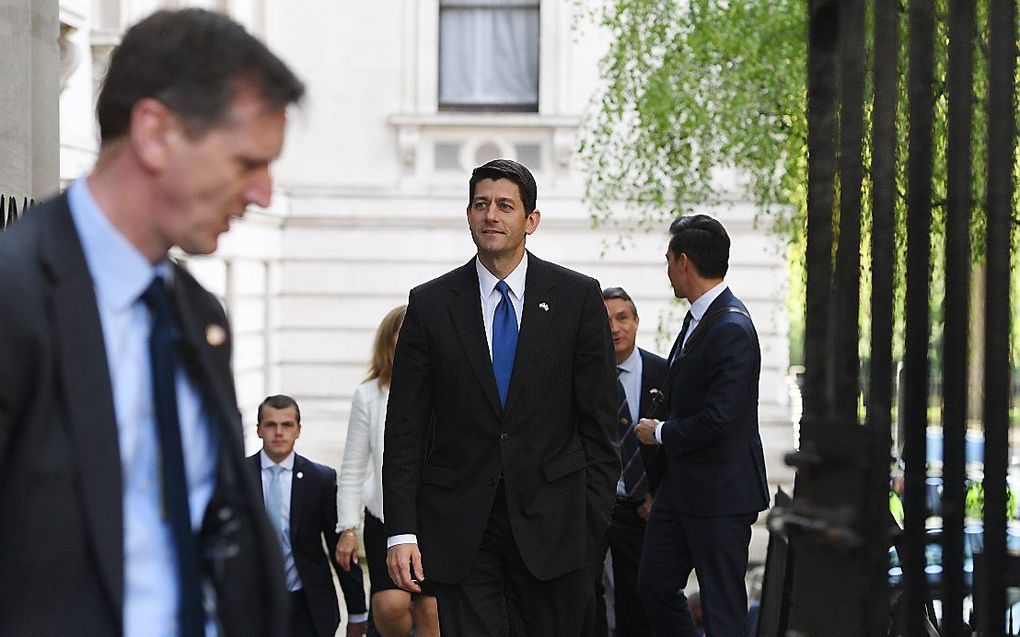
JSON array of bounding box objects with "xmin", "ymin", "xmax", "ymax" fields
[{"xmin": 335, "ymin": 305, "xmax": 440, "ymax": 637}]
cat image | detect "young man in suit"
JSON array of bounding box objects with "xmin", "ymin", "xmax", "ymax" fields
[
  {"xmin": 383, "ymin": 159, "xmax": 619, "ymax": 635},
  {"xmin": 593, "ymin": 287, "xmax": 668, "ymax": 637},
  {"xmin": 0, "ymin": 9, "xmax": 303, "ymax": 635},
  {"xmin": 634, "ymin": 215, "xmax": 769, "ymax": 636},
  {"xmin": 250, "ymin": 395, "xmax": 369, "ymax": 637}
]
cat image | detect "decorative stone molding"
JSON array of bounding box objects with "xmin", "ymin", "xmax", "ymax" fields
[
  {"xmin": 58, "ymin": 23, "xmax": 80, "ymax": 93},
  {"xmin": 389, "ymin": 112, "xmax": 580, "ymax": 185}
]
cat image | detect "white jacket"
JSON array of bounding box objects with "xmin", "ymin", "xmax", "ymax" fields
[{"xmin": 336, "ymin": 379, "xmax": 388, "ymax": 530}]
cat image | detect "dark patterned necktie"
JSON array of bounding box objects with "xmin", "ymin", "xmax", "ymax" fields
[
  {"xmin": 669, "ymin": 310, "xmax": 695, "ymax": 366},
  {"xmin": 141, "ymin": 277, "xmax": 204, "ymax": 636},
  {"xmin": 617, "ymin": 368, "xmax": 647, "ymax": 501}
]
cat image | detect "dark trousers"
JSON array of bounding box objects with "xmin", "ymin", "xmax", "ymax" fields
[
  {"xmin": 288, "ymin": 589, "xmax": 318, "ymax": 637},
  {"xmin": 638, "ymin": 503, "xmax": 756, "ymax": 637},
  {"xmin": 607, "ymin": 500, "xmax": 652, "ymax": 637},
  {"xmin": 431, "ymin": 482, "xmax": 591, "ymax": 636}
]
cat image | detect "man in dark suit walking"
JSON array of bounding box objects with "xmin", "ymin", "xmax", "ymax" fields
[
  {"xmin": 249, "ymin": 395, "xmax": 369, "ymax": 637},
  {"xmin": 634, "ymin": 215, "xmax": 769, "ymax": 636},
  {"xmin": 592, "ymin": 287, "xmax": 668, "ymax": 637},
  {"xmin": 0, "ymin": 9, "xmax": 303, "ymax": 635},
  {"xmin": 383, "ymin": 159, "xmax": 619, "ymax": 636}
]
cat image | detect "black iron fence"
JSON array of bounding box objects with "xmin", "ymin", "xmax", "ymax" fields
[
  {"xmin": 0, "ymin": 194, "xmax": 33, "ymax": 231},
  {"xmin": 760, "ymin": 0, "xmax": 1017, "ymax": 634}
]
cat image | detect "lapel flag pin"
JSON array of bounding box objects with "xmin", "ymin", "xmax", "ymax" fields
[
  {"xmin": 205, "ymin": 324, "xmax": 227, "ymax": 347},
  {"xmin": 539, "ymin": 302, "xmax": 549, "ymax": 312}
]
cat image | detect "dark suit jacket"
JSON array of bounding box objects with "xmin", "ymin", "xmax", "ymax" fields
[
  {"xmin": 0, "ymin": 194, "xmax": 288, "ymax": 636},
  {"xmin": 383, "ymin": 252, "xmax": 619, "ymax": 583},
  {"xmin": 658, "ymin": 287, "xmax": 769, "ymax": 516},
  {"xmin": 249, "ymin": 453, "xmax": 343, "ymax": 637},
  {"xmin": 636, "ymin": 348, "xmax": 669, "ymax": 495}
]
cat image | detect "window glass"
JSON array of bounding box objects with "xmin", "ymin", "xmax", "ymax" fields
[{"xmin": 439, "ymin": 0, "xmax": 540, "ymax": 111}]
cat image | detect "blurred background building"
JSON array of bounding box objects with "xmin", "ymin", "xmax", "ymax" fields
[{"xmin": 13, "ymin": 0, "xmax": 795, "ymax": 559}]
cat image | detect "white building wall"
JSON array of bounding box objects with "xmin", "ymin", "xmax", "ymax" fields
[{"xmin": 56, "ymin": 0, "xmax": 794, "ymax": 560}]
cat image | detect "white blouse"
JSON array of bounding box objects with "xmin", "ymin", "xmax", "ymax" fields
[{"xmin": 336, "ymin": 379, "xmax": 388, "ymax": 531}]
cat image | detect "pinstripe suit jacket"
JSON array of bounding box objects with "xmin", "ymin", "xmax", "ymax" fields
[{"xmin": 383, "ymin": 252, "xmax": 619, "ymax": 583}]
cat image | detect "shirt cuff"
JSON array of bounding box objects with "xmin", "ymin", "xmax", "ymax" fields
[
  {"xmin": 387, "ymin": 534, "xmax": 418, "ymax": 548},
  {"xmin": 348, "ymin": 612, "xmax": 369, "ymax": 624},
  {"xmin": 655, "ymin": 421, "xmax": 664, "ymax": 444}
]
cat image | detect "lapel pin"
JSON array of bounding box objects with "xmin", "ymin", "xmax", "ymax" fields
[
  {"xmin": 205, "ymin": 324, "xmax": 226, "ymax": 347},
  {"xmin": 538, "ymin": 302, "xmax": 549, "ymax": 312},
  {"xmin": 296, "ymin": 471, "xmax": 304, "ymax": 480}
]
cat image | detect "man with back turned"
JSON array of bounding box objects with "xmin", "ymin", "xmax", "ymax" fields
[{"xmin": 634, "ymin": 215, "xmax": 769, "ymax": 636}]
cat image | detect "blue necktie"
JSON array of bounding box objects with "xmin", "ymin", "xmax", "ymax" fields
[
  {"xmin": 492, "ymin": 280, "xmax": 518, "ymax": 407},
  {"xmin": 141, "ymin": 277, "xmax": 204, "ymax": 637},
  {"xmin": 265, "ymin": 464, "xmax": 285, "ymax": 535}
]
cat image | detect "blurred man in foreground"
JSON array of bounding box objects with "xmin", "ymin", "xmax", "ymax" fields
[{"xmin": 0, "ymin": 9, "xmax": 304, "ymax": 634}]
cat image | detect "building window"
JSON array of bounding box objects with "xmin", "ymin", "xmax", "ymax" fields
[{"xmin": 438, "ymin": 0, "xmax": 540, "ymax": 112}]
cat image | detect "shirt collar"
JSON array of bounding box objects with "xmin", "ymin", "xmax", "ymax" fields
[
  {"xmin": 260, "ymin": 450, "xmax": 295, "ymax": 471},
  {"xmin": 689, "ymin": 281, "xmax": 728, "ymax": 320},
  {"xmin": 617, "ymin": 346, "xmax": 641, "ymax": 375},
  {"xmin": 67, "ymin": 178, "xmax": 173, "ymax": 311},
  {"xmin": 476, "ymin": 251, "xmax": 528, "ymax": 301}
]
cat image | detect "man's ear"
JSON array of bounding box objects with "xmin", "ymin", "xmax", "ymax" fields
[
  {"xmin": 129, "ymin": 97, "xmax": 178, "ymax": 172},
  {"xmin": 525, "ymin": 209, "xmax": 541, "ymax": 235}
]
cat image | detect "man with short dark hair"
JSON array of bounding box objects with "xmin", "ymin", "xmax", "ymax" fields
[
  {"xmin": 593, "ymin": 287, "xmax": 667, "ymax": 637},
  {"xmin": 0, "ymin": 9, "xmax": 303, "ymax": 634},
  {"xmin": 634, "ymin": 215, "xmax": 769, "ymax": 636},
  {"xmin": 249, "ymin": 395, "xmax": 369, "ymax": 637},
  {"xmin": 383, "ymin": 159, "xmax": 619, "ymax": 635}
]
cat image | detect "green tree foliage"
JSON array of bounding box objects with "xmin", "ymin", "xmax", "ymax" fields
[
  {"xmin": 579, "ymin": 0, "xmax": 1018, "ymax": 368},
  {"xmin": 579, "ymin": 0, "xmax": 807, "ymax": 234}
]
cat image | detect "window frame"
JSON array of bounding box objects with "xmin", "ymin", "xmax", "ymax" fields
[{"xmin": 436, "ymin": 0, "xmax": 542, "ymax": 113}]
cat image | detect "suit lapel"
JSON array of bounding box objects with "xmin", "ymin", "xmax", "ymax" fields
[
  {"xmin": 289, "ymin": 454, "xmax": 306, "ymax": 542},
  {"xmin": 447, "ymin": 260, "xmax": 502, "ymax": 415},
  {"xmin": 41, "ymin": 198, "xmax": 124, "ymax": 617},
  {"xmin": 170, "ymin": 267, "xmax": 245, "ymax": 461},
  {"xmin": 638, "ymin": 350, "xmax": 652, "ymax": 417},
  {"xmin": 504, "ymin": 253, "xmax": 555, "ymax": 414},
  {"xmin": 668, "ymin": 288, "xmax": 736, "ymax": 383},
  {"xmin": 249, "ymin": 454, "xmax": 266, "ymax": 500}
]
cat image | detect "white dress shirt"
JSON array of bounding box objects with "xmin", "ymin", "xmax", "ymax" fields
[
  {"xmin": 616, "ymin": 347, "xmax": 643, "ymax": 496},
  {"xmin": 387, "ymin": 253, "xmax": 528, "ymax": 549},
  {"xmin": 68, "ymin": 178, "xmax": 219, "ymax": 637},
  {"xmin": 260, "ymin": 450, "xmax": 303, "ymax": 592},
  {"xmin": 477, "ymin": 252, "xmax": 527, "ymax": 357},
  {"xmin": 656, "ymin": 281, "xmax": 729, "ymax": 444}
]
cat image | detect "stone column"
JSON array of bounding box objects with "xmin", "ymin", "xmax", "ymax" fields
[{"xmin": 0, "ymin": 1, "xmax": 60, "ymax": 203}]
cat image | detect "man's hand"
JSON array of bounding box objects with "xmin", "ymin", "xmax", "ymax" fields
[
  {"xmin": 638, "ymin": 493, "xmax": 654, "ymax": 522},
  {"xmin": 635, "ymin": 418, "xmax": 660, "ymax": 446},
  {"xmin": 387, "ymin": 543, "xmax": 424, "ymax": 593},
  {"xmin": 334, "ymin": 530, "xmax": 359, "ymax": 571}
]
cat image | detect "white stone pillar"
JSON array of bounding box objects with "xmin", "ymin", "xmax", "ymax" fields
[{"xmin": 0, "ymin": 1, "xmax": 60, "ymax": 202}]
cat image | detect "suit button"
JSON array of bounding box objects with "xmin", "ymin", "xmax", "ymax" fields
[
  {"xmin": 499, "ymin": 432, "xmax": 509, "ymax": 441},
  {"xmin": 488, "ymin": 477, "xmax": 498, "ymax": 486}
]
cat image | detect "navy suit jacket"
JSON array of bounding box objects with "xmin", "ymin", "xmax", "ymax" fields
[
  {"xmin": 0, "ymin": 194, "xmax": 287, "ymax": 635},
  {"xmin": 657, "ymin": 287, "xmax": 769, "ymax": 516},
  {"xmin": 249, "ymin": 453, "xmax": 344, "ymax": 637}
]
